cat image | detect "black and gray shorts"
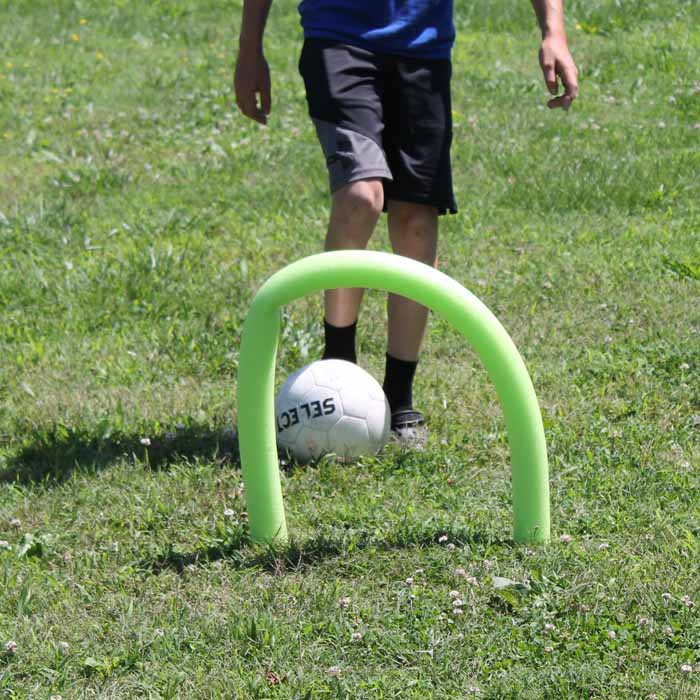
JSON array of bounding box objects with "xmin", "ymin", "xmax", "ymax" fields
[{"xmin": 298, "ymin": 39, "xmax": 457, "ymax": 215}]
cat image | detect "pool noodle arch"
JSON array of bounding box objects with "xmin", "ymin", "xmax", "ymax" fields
[{"xmin": 237, "ymin": 251, "xmax": 550, "ymax": 544}]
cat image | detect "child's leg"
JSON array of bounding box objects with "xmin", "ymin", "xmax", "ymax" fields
[
  {"xmin": 324, "ymin": 178, "xmax": 384, "ymax": 328},
  {"xmin": 386, "ymin": 201, "xmax": 438, "ymax": 361},
  {"xmin": 377, "ymin": 51, "xmax": 452, "ymax": 429},
  {"xmin": 297, "ymin": 39, "xmax": 391, "ymax": 362},
  {"xmin": 383, "ymin": 200, "xmax": 438, "ymax": 428}
]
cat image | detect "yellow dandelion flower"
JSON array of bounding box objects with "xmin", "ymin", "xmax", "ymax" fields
[
  {"xmin": 5, "ymin": 62, "xmax": 13, "ymax": 68},
  {"xmin": 3, "ymin": 132, "xmax": 11, "ymax": 139},
  {"xmin": 79, "ymin": 18, "xmax": 88, "ymax": 25},
  {"xmin": 96, "ymin": 51, "xmax": 104, "ymax": 60},
  {"xmin": 71, "ymin": 33, "xmax": 80, "ymax": 42}
]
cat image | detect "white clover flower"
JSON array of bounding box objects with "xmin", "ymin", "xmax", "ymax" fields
[
  {"xmin": 681, "ymin": 663, "xmax": 692, "ymax": 674},
  {"xmin": 452, "ymin": 598, "xmax": 464, "ymax": 607},
  {"xmin": 638, "ymin": 617, "xmax": 649, "ymax": 627},
  {"xmin": 662, "ymin": 592, "xmax": 672, "ymax": 601},
  {"xmin": 350, "ymin": 631, "xmax": 362, "ymax": 642},
  {"xmin": 452, "ymin": 607, "xmax": 464, "ymax": 615},
  {"xmin": 454, "ymin": 568, "xmax": 466, "ymax": 577},
  {"xmin": 446, "ymin": 543, "xmax": 456, "ymax": 551},
  {"xmin": 139, "ymin": 437, "xmax": 151, "ymax": 446},
  {"xmin": 223, "ymin": 508, "xmax": 234, "ymax": 517},
  {"xmin": 8, "ymin": 518, "xmax": 20, "ymax": 528},
  {"xmin": 559, "ymin": 534, "xmax": 572, "ymax": 544},
  {"xmin": 326, "ymin": 666, "xmax": 342, "ymax": 677},
  {"xmin": 0, "ymin": 540, "xmax": 10, "ymax": 551},
  {"xmin": 598, "ymin": 542, "xmax": 610, "ymax": 551},
  {"xmin": 607, "ymin": 630, "xmax": 616, "ymax": 639},
  {"xmin": 449, "ymin": 590, "xmax": 461, "ymax": 598},
  {"xmin": 465, "ymin": 576, "xmax": 479, "ymax": 586},
  {"xmin": 58, "ymin": 641, "xmax": 70, "ymax": 653},
  {"xmin": 404, "ymin": 577, "xmax": 414, "ymax": 586},
  {"xmin": 337, "ymin": 596, "xmax": 351, "ymax": 608},
  {"xmin": 544, "ymin": 623, "xmax": 555, "ymax": 632},
  {"xmin": 5, "ymin": 641, "xmax": 17, "ymax": 653},
  {"xmin": 544, "ymin": 645, "xmax": 553, "ymax": 653},
  {"xmin": 438, "ymin": 534, "xmax": 448, "ymax": 543}
]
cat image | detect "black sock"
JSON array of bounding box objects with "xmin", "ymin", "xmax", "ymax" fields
[
  {"xmin": 322, "ymin": 319, "xmax": 357, "ymax": 364},
  {"xmin": 382, "ymin": 353, "xmax": 418, "ymax": 414}
]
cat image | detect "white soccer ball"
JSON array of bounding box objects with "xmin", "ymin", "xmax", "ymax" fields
[{"xmin": 275, "ymin": 359, "xmax": 390, "ymax": 463}]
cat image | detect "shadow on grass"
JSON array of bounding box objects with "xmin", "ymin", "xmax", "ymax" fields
[
  {"xmin": 145, "ymin": 522, "xmax": 509, "ymax": 576},
  {"xmin": 0, "ymin": 424, "xmax": 240, "ymax": 485}
]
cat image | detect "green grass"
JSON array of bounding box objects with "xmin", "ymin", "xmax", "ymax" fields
[{"xmin": 2, "ymin": 0, "xmax": 700, "ymax": 697}]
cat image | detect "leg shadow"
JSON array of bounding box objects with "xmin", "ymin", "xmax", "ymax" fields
[
  {"xmin": 145, "ymin": 521, "xmax": 509, "ymax": 576},
  {"xmin": 0, "ymin": 423, "xmax": 240, "ymax": 486}
]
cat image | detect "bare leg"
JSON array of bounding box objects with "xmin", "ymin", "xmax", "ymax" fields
[
  {"xmin": 324, "ymin": 179, "xmax": 384, "ymax": 326},
  {"xmin": 386, "ymin": 201, "xmax": 439, "ymax": 361}
]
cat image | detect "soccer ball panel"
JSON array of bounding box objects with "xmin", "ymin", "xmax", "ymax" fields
[
  {"xmin": 339, "ymin": 387, "xmax": 370, "ymax": 420},
  {"xmin": 366, "ymin": 397, "xmax": 391, "ymax": 444},
  {"xmin": 276, "ymin": 420, "xmax": 303, "ymax": 450},
  {"xmin": 328, "ymin": 415, "xmax": 371, "ymax": 461},
  {"xmin": 294, "ymin": 426, "xmax": 329, "ymax": 462},
  {"xmin": 280, "ymin": 362, "xmax": 316, "ymax": 397},
  {"xmin": 311, "ymin": 358, "xmax": 356, "ymax": 391},
  {"xmin": 276, "ymin": 381, "xmax": 341, "ymax": 444},
  {"xmin": 300, "ymin": 387, "xmax": 343, "ymax": 431},
  {"xmin": 366, "ymin": 384, "xmax": 387, "ymax": 402},
  {"xmin": 274, "ymin": 396, "xmax": 304, "ymax": 447}
]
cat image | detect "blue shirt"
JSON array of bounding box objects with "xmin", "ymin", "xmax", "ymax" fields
[{"xmin": 298, "ymin": 1, "xmax": 455, "ymax": 59}]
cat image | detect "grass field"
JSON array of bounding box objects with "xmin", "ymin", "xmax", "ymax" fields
[{"xmin": 2, "ymin": 0, "xmax": 700, "ymax": 697}]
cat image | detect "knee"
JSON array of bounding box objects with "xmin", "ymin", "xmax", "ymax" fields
[
  {"xmin": 334, "ymin": 179, "xmax": 384, "ymax": 221},
  {"xmin": 389, "ymin": 204, "xmax": 438, "ymax": 261}
]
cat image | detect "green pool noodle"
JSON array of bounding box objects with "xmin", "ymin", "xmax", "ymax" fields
[{"xmin": 237, "ymin": 250, "xmax": 550, "ymax": 545}]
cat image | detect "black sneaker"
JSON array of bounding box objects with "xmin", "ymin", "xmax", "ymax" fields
[{"xmin": 389, "ymin": 409, "xmax": 429, "ymax": 449}]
